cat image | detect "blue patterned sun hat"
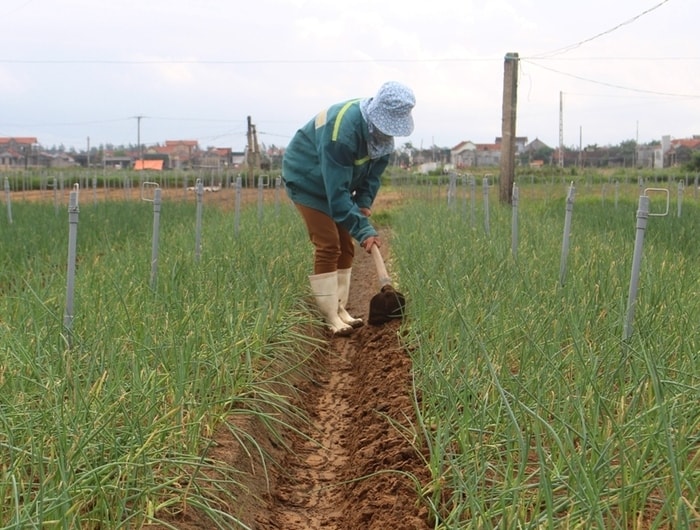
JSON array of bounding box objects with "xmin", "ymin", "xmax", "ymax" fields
[{"xmin": 365, "ymin": 81, "xmax": 415, "ymax": 137}]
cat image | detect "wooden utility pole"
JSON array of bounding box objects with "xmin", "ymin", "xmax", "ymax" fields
[
  {"xmin": 246, "ymin": 116, "xmax": 260, "ymax": 185},
  {"xmin": 499, "ymin": 52, "xmax": 518, "ymax": 204}
]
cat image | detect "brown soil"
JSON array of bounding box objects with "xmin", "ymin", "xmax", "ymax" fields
[
  {"xmin": 6, "ymin": 183, "xmax": 408, "ymax": 212},
  {"xmin": 260, "ymin": 250, "xmax": 431, "ymax": 529}
]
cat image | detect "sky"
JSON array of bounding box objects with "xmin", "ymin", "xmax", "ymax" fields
[{"xmin": 1, "ymin": 0, "xmax": 698, "ymax": 153}]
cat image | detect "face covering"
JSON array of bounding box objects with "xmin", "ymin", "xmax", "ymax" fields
[{"xmin": 360, "ymin": 98, "xmax": 396, "ymax": 159}]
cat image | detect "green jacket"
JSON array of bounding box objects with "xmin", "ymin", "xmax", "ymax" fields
[{"xmin": 282, "ymin": 99, "xmax": 389, "ymax": 244}]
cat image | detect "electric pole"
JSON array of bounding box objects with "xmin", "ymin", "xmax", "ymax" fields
[
  {"xmin": 499, "ymin": 52, "xmax": 518, "ymax": 205},
  {"xmin": 559, "ymin": 92, "xmax": 564, "ymax": 168},
  {"xmin": 136, "ymin": 115, "xmax": 144, "ymax": 169},
  {"xmin": 578, "ymin": 126, "xmax": 583, "ymax": 168},
  {"xmin": 246, "ymin": 116, "xmax": 260, "ymax": 186}
]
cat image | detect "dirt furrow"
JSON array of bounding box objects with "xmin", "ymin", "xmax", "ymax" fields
[
  {"xmin": 267, "ymin": 338, "xmax": 355, "ymax": 528},
  {"xmin": 264, "ymin": 241, "xmax": 432, "ymax": 529}
]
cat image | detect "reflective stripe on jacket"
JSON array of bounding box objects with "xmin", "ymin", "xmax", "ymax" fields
[{"xmin": 282, "ymin": 99, "xmax": 389, "ymax": 243}]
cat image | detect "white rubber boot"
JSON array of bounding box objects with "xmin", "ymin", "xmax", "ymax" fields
[
  {"xmin": 337, "ymin": 268, "xmax": 363, "ymax": 328},
  {"xmin": 309, "ymin": 271, "xmax": 353, "ymax": 336}
]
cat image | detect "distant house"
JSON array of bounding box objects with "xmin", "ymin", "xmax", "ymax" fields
[
  {"xmin": 451, "ymin": 136, "xmax": 555, "ymax": 168},
  {"xmin": 636, "ymin": 144, "xmax": 663, "ymax": 169},
  {"xmin": 523, "ymin": 138, "xmax": 549, "ymax": 154},
  {"xmin": 450, "ymin": 140, "xmax": 501, "ymax": 168},
  {"xmin": 38, "ymin": 151, "xmax": 77, "ymax": 168},
  {"xmin": 231, "ymin": 151, "xmax": 246, "ymax": 168},
  {"xmin": 161, "ymin": 140, "xmax": 199, "ymax": 169},
  {"xmin": 522, "ymin": 138, "xmax": 553, "ymax": 166},
  {"xmin": 663, "ymin": 135, "xmax": 700, "ymax": 167},
  {"xmin": 495, "ymin": 136, "xmax": 529, "ymax": 154},
  {"xmin": 103, "ymin": 156, "xmax": 133, "ymax": 169},
  {"xmin": 475, "ymin": 142, "xmax": 502, "ymax": 166},
  {"xmin": 451, "ymin": 141, "xmax": 477, "ymax": 167},
  {"xmin": 201, "ymin": 147, "xmax": 233, "ymax": 169},
  {"xmin": 0, "ymin": 137, "xmax": 38, "ymax": 168}
]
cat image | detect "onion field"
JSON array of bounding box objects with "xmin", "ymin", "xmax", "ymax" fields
[
  {"xmin": 394, "ymin": 176, "xmax": 699, "ymax": 528},
  {"xmin": 1, "ymin": 192, "xmax": 319, "ymax": 528},
  {"xmin": 1, "ymin": 171, "xmax": 698, "ymax": 528}
]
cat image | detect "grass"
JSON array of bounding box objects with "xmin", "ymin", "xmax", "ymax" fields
[
  {"xmin": 0, "ymin": 196, "xmax": 322, "ymax": 528},
  {"xmin": 391, "ymin": 180, "xmax": 699, "ymax": 529}
]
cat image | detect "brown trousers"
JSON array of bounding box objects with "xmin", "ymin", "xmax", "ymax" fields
[{"xmin": 294, "ymin": 203, "xmax": 355, "ymax": 274}]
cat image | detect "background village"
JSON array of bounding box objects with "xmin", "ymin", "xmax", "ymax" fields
[{"xmin": 2, "ymin": 115, "xmax": 699, "ymax": 174}]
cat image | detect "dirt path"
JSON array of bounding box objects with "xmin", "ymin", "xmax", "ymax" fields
[
  {"xmin": 259, "ymin": 237, "xmax": 432, "ymax": 529},
  {"xmin": 267, "ymin": 336, "xmax": 356, "ymax": 528}
]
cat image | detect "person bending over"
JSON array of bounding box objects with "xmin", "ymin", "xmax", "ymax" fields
[{"xmin": 282, "ymin": 81, "xmax": 415, "ymax": 335}]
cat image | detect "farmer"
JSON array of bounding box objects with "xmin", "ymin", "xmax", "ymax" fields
[{"xmin": 282, "ymin": 81, "xmax": 415, "ymax": 336}]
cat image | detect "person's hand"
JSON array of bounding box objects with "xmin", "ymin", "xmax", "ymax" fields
[
  {"xmin": 361, "ymin": 236, "xmax": 381, "ymax": 253},
  {"xmin": 359, "ymin": 207, "xmax": 372, "ymax": 217}
]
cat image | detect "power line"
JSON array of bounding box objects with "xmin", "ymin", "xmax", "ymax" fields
[
  {"xmin": 0, "ymin": 115, "xmax": 252, "ymax": 129},
  {"xmin": 5, "ymin": 0, "xmax": 36, "ymax": 16},
  {"xmin": 0, "ymin": 57, "xmax": 498, "ymax": 65},
  {"xmin": 521, "ymin": 59, "xmax": 700, "ymax": 99},
  {"xmin": 529, "ymin": 0, "xmax": 673, "ymax": 59},
  {"xmin": 2, "ymin": 54, "xmax": 695, "ymax": 68},
  {"xmin": 525, "ymin": 56, "xmax": 699, "ymax": 62}
]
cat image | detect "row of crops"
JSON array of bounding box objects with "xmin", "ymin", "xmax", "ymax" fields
[
  {"xmin": 1, "ymin": 193, "xmax": 320, "ymax": 528},
  {"xmin": 2, "ymin": 173, "xmax": 699, "ymax": 528},
  {"xmin": 394, "ymin": 181, "xmax": 699, "ymax": 528}
]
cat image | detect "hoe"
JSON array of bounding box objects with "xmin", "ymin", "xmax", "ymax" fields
[{"xmin": 368, "ymin": 245, "xmax": 406, "ymax": 325}]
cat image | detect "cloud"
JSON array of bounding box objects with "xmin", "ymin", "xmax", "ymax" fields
[{"xmin": 1, "ymin": 0, "xmax": 698, "ymax": 150}]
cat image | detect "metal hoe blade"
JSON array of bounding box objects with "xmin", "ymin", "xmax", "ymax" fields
[{"xmin": 368, "ymin": 246, "xmax": 406, "ymax": 325}]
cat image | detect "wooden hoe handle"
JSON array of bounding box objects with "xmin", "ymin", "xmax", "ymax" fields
[{"xmin": 371, "ymin": 245, "xmax": 392, "ymax": 287}]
